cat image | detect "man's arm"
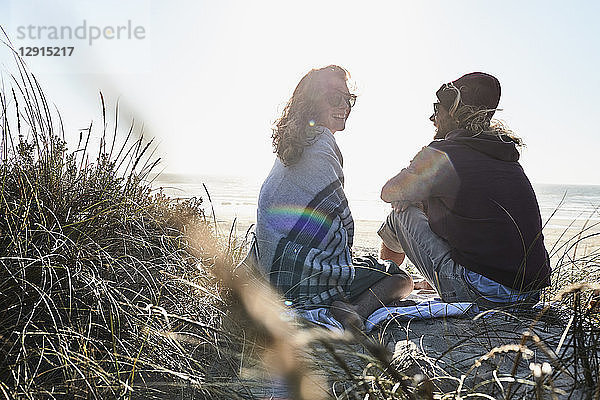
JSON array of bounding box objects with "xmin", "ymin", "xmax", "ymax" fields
[{"xmin": 380, "ymin": 146, "xmax": 453, "ymax": 206}]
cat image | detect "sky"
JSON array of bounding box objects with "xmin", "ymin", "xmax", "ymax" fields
[{"xmin": 1, "ymin": 0, "xmax": 599, "ymax": 199}]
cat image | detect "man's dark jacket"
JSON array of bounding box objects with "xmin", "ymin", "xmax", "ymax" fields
[{"xmin": 386, "ymin": 129, "xmax": 551, "ymax": 291}]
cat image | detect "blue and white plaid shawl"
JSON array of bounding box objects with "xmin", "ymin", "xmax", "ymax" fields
[{"xmin": 256, "ymin": 126, "xmax": 356, "ymax": 308}]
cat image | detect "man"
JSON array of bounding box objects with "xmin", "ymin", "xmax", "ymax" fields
[{"xmin": 378, "ymin": 72, "xmax": 551, "ymax": 309}]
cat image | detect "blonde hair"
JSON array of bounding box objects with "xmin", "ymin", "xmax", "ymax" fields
[{"xmin": 445, "ymin": 83, "xmax": 524, "ymax": 146}]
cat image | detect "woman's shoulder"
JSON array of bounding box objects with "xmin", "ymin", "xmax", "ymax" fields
[{"xmin": 303, "ymin": 127, "xmax": 342, "ymax": 164}]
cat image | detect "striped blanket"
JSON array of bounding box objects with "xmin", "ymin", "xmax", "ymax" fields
[{"xmin": 255, "ymin": 126, "xmax": 356, "ymax": 307}]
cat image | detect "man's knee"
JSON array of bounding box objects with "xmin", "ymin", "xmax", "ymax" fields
[
  {"xmin": 396, "ymin": 206, "xmax": 429, "ymax": 229},
  {"xmin": 381, "ymin": 207, "xmax": 429, "ymax": 239}
]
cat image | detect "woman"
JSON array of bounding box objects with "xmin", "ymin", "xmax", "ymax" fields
[{"xmin": 255, "ymin": 65, "xmax": 413, "ymax": 331}]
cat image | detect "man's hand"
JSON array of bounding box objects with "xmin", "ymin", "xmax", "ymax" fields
[
  {"xmin": 391, "ymin": 201, "xmax": 424, "ymax": 213},
  {"xmin": 391, "ymin": 201, "xmax": 405, "ymax": 213},
  {"xmin": 413, "ymin": 279, "xmax": 434, "ymax": 290}
]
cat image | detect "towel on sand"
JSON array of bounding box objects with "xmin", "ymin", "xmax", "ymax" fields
[
  {"xmin": 295, "ymin": 298, "xmax": 476, "ymax": 333},
  {"xmin": 364, "ymin": 300, "xmax": 475, "ymax": 331}
]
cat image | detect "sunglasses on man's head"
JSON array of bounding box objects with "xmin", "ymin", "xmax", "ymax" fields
[{"xmin": 325, "ymin": 91, "xmax": 357, "ymax": 108}]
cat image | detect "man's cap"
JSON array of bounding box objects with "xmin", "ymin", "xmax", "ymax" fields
[{"xmin": 436, "ymin": 72, "xmax": 501, "ymax": 115}]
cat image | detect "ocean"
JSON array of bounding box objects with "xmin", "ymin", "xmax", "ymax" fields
[{"xmin": 153, "ymin": 173, "xmax": 600, "ymax": 230}]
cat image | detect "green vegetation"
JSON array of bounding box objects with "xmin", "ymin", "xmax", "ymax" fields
[{"xmin": 1, "ymin": 54, "xmax": 600, "ymax": 399}]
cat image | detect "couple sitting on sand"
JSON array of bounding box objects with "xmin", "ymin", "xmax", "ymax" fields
[{"xmin": 253, "ymin": 65, "xmax": 551, "ymax": 331}]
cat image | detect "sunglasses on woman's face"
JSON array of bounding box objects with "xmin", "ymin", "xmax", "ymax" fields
[{"xmin": 325, "ymin": 91, "xmax": 357, "ymax": 108}]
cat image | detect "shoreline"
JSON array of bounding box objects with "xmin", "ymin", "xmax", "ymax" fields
[{"xmin": 216, "ymin": 216, "xmax": 600, "ymax": 258}]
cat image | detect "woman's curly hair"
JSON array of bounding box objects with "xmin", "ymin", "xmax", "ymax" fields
[{"xmin": 272, "ymin": 65, "xmax": 350, "ymax": 166}]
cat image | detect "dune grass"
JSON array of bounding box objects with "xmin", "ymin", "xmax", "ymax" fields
[
  {"xmin": 0, "ymin": 54, "xmax": 253, "ymax": 399},
  {"xmin": 1, "ymin": 47, "xmax": 600, "ymax": 399}
]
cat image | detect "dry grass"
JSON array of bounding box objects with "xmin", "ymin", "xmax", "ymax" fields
[{"xmin": 0, "ymin": 49, "xmax": 254, "ymax": 399}]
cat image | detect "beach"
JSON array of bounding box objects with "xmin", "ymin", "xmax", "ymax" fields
[{"xmin": 154, "ymin": 173, "xmax": 600, "ymax": 264}]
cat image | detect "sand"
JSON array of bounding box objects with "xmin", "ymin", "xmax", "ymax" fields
[{"xmin": 219, "ymin": 215, "xmax": 598, "ymax": 398}]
